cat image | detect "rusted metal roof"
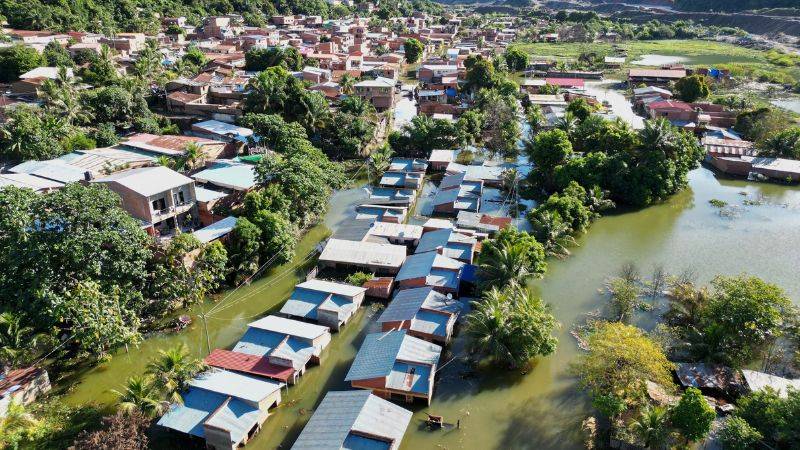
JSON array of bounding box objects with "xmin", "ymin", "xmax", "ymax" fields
[{"xmin": 204, "ymin": 349, "xmax": 294, "ymax": 382}]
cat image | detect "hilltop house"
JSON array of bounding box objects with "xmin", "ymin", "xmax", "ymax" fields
[{"xmin": 94, "ymin": 166, "xmax": 198, "ymax": 237}]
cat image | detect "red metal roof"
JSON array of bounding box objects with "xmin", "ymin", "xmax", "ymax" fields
[
  {"xmin": 0, "ymin": 367, "xmax": 44, "ymax": 394},
  {"xmin": 205, "ymin": 349, "xmax": 295, "ymax": 382},
  {"xmin": 647, "ymin": 100, "xmax": 693, "ymax": 111},
  {"xmin": 479, "ymin": 214, "xmax": 512, "ymax": 229},
  {"xmin": 628, "ymin": 69, "xmax": 687, "ymax": 79},
  {"xmin": 545, "ymin": 78, "xmax": 585, "ymax": 88}
]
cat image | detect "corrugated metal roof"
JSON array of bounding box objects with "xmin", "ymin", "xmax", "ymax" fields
[
  {"xmin": 95, "ymin": 166, "xmax": 193, "ymax": 197},
  {"xmin": 192, "ymin": 216, "xmax": 237, "ymax": 243},
  {"xmin": 157, "ymin": 388, "xmax": 225, "ymax": 438},
  {"xmin": 290, "ymin": 391, "xmax": 412, "ymax": 450},
  {"xmin": 741, "ymin": 370, "xmax": 800, "ymax": 398},
  {"xmin": 204, "ymin": 395, "xmax": 263, "ymax": 443},
  {"xmin": 319, "ymin": 239, "xmax": 407, "ymax": 269},
  {"xmin": 204, "ymin": 349, "xmax": 295, "ymax": 382},
  {"xmin": 411, "ymin": 310, "xmax": 450, "ymax": 337},
  {"xmin": 192, "ymin": 161, "xmax": 257, "ymax": 191},
  {"xmin": 386, "ymin": 361, "xmax": 432, "ymax": 394},
  {"xmin": 189, "ymin": 368, "xmax": 284, "ymax": 403},
  {"xmin": 396, "ymin": 252, "xmax": 464, "ymax": 282},
  {"xmin": 233, "ymin": 327, "xmax": 284, "ymax": 357},
  {"xmin": 194, "ymin": 186, "xmax": 228, "ymax": 202},
  {"xmin": 345, "ymin": 330, "xmax": 440, "ymax": 381},
  {"xmin": 247, "ymin": 315, "xmax": 330, "ymax": 340},
  {"xmin": 296, "ymin": 279, "xmax": 366, "ymax": 298}
]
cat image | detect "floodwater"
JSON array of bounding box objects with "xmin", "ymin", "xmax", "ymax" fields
[
  {"xmin": 60, "ymin": 184, "xmax": 369, "ymax": 409},
  {"xmin": 632, "ymin": 54, "xmax": 688, "ymax": 66},
  {"xmin": 585, "ymin": 81, "xmax": 645, "ymax": 129},
  {"xmin": 772, "ymin": 97, "xmax": 800, "ymax": 114},
  {"xmin": 394, "ymin": 84, "xmax": 418, "ymax": 131},
  {"xmin": 59, "ymin": 164, "xmax": 800, "ymax": 450},
  {"xmin": 60, "ymin": 172, "xmax": 800, "ymax": 448}
]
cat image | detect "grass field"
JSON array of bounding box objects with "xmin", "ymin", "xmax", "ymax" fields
[{"xmin": 514, "ymin": 39, "xmax": 800, "ymax": 84}]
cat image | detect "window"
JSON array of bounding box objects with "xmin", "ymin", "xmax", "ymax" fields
[
  {"xmin": 174, "ymin": 190, "xmax": 185, "ymax": 205},
  {"xmin": 152, "ymin": 198, "xmax": 166, "ymax": 211}
]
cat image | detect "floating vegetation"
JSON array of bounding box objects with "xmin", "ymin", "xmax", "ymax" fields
[
  {"xmin": 743, "ymin": 198, "xmax": 764, "ymax": 206},
  {"xmin": 709, "ymin": 199, "xmax": 727, "ymax": 207}
]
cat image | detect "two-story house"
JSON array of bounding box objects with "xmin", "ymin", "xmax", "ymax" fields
[{"xmin": 94, "ymin": 166, "xmax": 198, "ymax": 237}]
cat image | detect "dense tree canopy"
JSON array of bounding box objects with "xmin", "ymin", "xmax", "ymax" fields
[
  {"xmin": 674, "ymin": 75, "xmax": 711, "ymax": 103},
  {"xmin": 0, "ymin": 45, "xmax": 44, "ymax": 82},
  {"xmin": 466, "ymin": 281, "xmax": 558, "ymax": 368},
  {"xmin": 574, "ymin": 322, "xmax": 674, "ymax": 418},
  {"xmin": 403, "ymin": 38, "xmax": 424, "ymax": 64},
  {"xmin": 0, "ymin": 184, "xmax": 153, "ymax": 353},
  {"xmin": 245, "ymin": 46, "xmax": 304, "ymax": 72}
]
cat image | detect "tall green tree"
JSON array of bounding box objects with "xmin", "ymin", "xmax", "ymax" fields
[
  {"xmin": 403, "ymin": 38, "xmax": 424, "ymax": 64},
  {"xmin": 674, "ymin": 75, "xmax": 711, "ymax": 103},
  {"xmin": 466, "ymin": 282, "xmax": 558, "ymax": 368},
  {"xmin": 574, "ymin": 322, "xmax": 674, "ymax": 419},
  {"xmin": 671, "ymin": 387, "xmax": 715, "ymax": 443},
  {"xmin": 0, "ymin": 45, "xmax": 44, "ymax": 82}
]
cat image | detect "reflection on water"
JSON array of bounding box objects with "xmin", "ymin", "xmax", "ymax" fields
[{"xmin": 632, "ymin": 54, "xmax": 688, "ymax": 66}]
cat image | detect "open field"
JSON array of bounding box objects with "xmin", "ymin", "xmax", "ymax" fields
[{"xmin": 515, "ymin": 39, "xmax": 800, "ymax": 84}]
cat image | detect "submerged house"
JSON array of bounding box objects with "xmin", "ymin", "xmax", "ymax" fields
[
  {"xmin": 432, "ymin": 171, "xmax": 484, "ymax": 215},
  {"xmin": 290, "ymin": 390, "xmax": 412, "ymax": 450},
  {"xmin": 279, "ymin": 279, "xmax": 367, "ymax": 330},
  {"xmin": 231, "ymin": 315, "xmax": 331, "ymax": 383},
  {"xmin": 415, "ymin": 228, "xmax": 478, "ymax": 264},
  {"xmin": 377, "ymin": 286, "xmax": 463, "ymax": 344},
  {"xmin": 318, "ymin": 238, "xmax": 407, "ymax": 274},
  {"xmin": 379, "ymin": 170, "xmax": 424, "ymax": 190},
  {"xmin": 157, "ymin": 369, "xmax": 284, "ymax": 450},
  {"xmin": 344, "ymin": 329, "xmax": 442, "ymax": 404},
  {"xmin": 395, "ymin": 250, "xmax": 465, "ymax": 296}
]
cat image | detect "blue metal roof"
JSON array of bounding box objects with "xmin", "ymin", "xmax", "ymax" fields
[
  {"xmin": 157, "ymin": 387, "xmax": 261, "ymax": 444},
  {"xmin": 342, "ymin": 433, "xmax": 391, "ymax": 450},
  {"xmin": 233, "ymin": 327, "xmax": 285, "ymax": 357},
  {"xmin": 189, "ymin": 369, "xmax": 283, "ymax": 403},
  {"xmin": 290, "ymin": 391, "xmax": 412, "ymax": 450},
  {"xmin": 345, "ymin": 330, "xmax": 441, "ymax": 382},
  {"xmin": 192, "ymin": 161, "xmax": 257, "ymax": 191},
  {"xmin": 396, "ymin": 252, "xmax": 439, "ymax": 282},
  {"xmin": 378, "ymin": 287, "xmax": 434, "ymax": 323},
  {"xmin": 157, "ymin": 388, "xmax": 224, "ymax": 438},
  {"xmin": 386, "ymin": 361, "xmax": 433, "ymax": 394},
  {"xmin": 345, "ymin": 331, "xmax": 405, "ymax": 381}
]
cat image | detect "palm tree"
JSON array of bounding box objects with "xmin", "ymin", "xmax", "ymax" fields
[
  {"xmin": 368, "ymin": 144, "xmax": 394, "ymax": 180},
  {"xmin": 640, "ymin": 118, "xmax": 677, "ymax": 154},
  {"xmin": 478, "ymin": 241, "xmax": 533, "ymax": 289},
  {"xmin": 584, "ymin": 186, "xmax": 615, "ymax": 214},
  {"xmin": 0, "ymin": 312, "xmax": 41, "ymax": 367},
  {"xmin": 529, "ymin": 211, "xmax": 578, "ymax": 259},
  {"xmin": 182, "ymin": 143, "xmax": 202, "ymax": 171},
  {"xmin": 466, "ymin": 287, "xmax": 515, "ymax": 364},
  {"xmin": 112, "ymin": 375, "xmax": 166, "ymax": 417},
  {"xmin": 555, "ymin": 111, "xmax": 578, "ymax": 137},
  {"xmin": 155, "ymin": 155, "xmax": 174, "ymax": 168},
  {"xmin": 629, "ymin": 406, "xmax": 669, "ymax": 449},
  {"xmin": 339, "ymin": 73, "xmax": 356, "ymax": 96},
  {"xmin": 146, "ymin": 344, "xmax": 205, "ymax": 403},
  {"xmin": 298, "ymin": 91, "xmax": 330, "ymax": 136}
]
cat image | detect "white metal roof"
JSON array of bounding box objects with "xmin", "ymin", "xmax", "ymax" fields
[
  {"xmin": 318, "ymin": 238, "xmax": 406, "ymax": 269},
  {"xmin": 247, "ymin": 315, "xmax": 330, "ymax": 340},
  {"xmin": 94, "ymin": 166, "xmax": 193, "ymax": 197},
  {"xmin": 295, "ymin": 279, "xmax": 367, "ymax": 298}
]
